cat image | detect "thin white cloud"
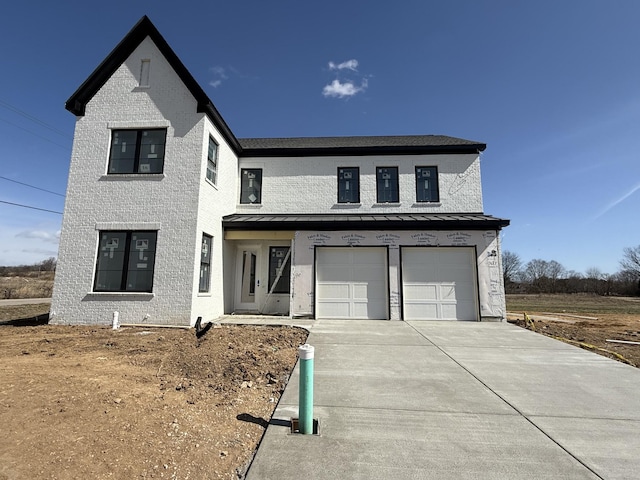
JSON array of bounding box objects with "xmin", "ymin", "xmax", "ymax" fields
[
  {"xmin": 593, "ymin": 181, "xmax": 640, "ymax": 219},
  {"xmin": 328, "ymin": 59, "xmax": 358, "ymax": 71},
  {"xmin": 209, "ymin": 66, "xmax": 228, "ymax": 88},
  {"xmin": 16, "ymin": 230, "xmax": 60, "ymax": 244},
  {"xmin": 322, "ymin": 78, "xmax": 368, "ymax": 99}
]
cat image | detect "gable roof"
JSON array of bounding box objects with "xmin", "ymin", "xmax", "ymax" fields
[
  {"xmin": 239, "ymin": 135, "xmax": 486, "ymax": 156},
  {"xmin": 65, "ymin": 15, "xmax": 242, "ymax": 153},
  {"xmin": 66, "ymin": 16, "xmax": 485, "ymax": 158}
]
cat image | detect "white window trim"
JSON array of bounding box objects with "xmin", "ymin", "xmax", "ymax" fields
[{"xmin": 107, "ymin": 120, "xmax": 170, "ymax": 129}]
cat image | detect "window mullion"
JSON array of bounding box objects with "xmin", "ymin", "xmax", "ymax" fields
[
  {"xmin": 133, "ymin": 131, "xmax": 142, "ymax": 173},
  {"xmin": 121, "ymin": 232, "xmax": 132, "ymax": 290}
]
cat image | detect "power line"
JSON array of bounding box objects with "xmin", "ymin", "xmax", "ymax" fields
[
  {"xmin": 0, "ymin": 99, "xmax": 72, "ymax": 139},
  {"xmin": 0, "ymin": 117, "xmax": 71, "ymax": 151},
  {"xmin": 0, "ymin": 175, "xmax": 65, "ymax": 197},
  {"xmin": 0, "ymin": 199, "xmax": 63, "ymax": 215}
]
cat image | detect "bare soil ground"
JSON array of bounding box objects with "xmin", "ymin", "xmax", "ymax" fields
[
  {"xmin": 0, "ymin": 304, "xmax": 308, "ymax": 480},
  {"xmin": 507, "ymin": 294, "xmax": 640, "ymax": 367}
]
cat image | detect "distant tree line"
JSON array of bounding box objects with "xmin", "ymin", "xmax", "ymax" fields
[
  {"xmin": 0, "ymin": 257, "xmax": 57, "ymax": 276},
  {"xmin": 502, "ymin": 245, "xmax": 640, "ymax": 296}
]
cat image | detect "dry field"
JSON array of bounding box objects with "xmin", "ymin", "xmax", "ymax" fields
[
  {"xmin": 507, "ymin": 294, "xmax": 640, "ymax": 367},
  {"xmin": 0, "ymin": 271, "xmax": 54, "ymax": 299}
]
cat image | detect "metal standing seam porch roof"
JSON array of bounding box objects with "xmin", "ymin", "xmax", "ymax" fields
[{"xmin": 223, "ymin": 213, "xmax": 510, "ymax": 231}]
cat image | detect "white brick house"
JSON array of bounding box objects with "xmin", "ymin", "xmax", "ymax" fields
[{"xmin": 50, "ymin": 16, "xmax": 509, "ymax": 326}]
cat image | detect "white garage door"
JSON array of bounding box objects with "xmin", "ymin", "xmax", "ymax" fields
[
  {"xmin": 402, "ymin": 247, "xmax": 478, "ymax": 321},
  {"xmin": 316, "ymin": 247, "xmax": 388, "ymax": 319}
]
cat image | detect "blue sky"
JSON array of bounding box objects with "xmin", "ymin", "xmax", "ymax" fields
[{"xmin": 1, "ymin": 1, "xmax": 639, "ymax": 275}]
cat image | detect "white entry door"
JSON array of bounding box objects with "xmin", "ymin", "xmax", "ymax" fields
[
  {"xmin": 316, "ymin": 247, "xmax": 387, "ymax": 319},
  {"xmin": 402, "ymin": 247, "xmax": 478, "ymax": 321},
  {"xmin": 235, "ymin": 248, "xmax": 260, "ymax": 311}
]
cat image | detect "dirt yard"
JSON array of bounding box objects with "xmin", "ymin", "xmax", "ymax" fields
[
  {"xmin": 2, "ymin": 294, "xmax": 639, "ymax": 479},
  {"xmin": 0, "ymin": 306, "xmax": 308, "ymax": 480},
  {"xmin": 507, "ymin": 294, "xmax": 640, "ymax": 368}
]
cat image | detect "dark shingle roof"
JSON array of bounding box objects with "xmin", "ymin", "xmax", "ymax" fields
[
  {"xmin": 223, "ymin": 213, "xmax": 509, "ymax": 231},
  {"xmin": 239, "ymin": 135, "xmax": 485, "ymax": 156}
]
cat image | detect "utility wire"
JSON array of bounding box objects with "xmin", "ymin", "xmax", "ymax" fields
[
  {"xmin": 0, "ymin": 199, "xmax": 62, "ymax": 215},
  {"xmin": 0, "ymin": 99, "xmax": 71, "ymax": 139},
  {"xmin": 0, "ymin": 175, "xmax": 65, "ymax": 197},
  {"xmin": 0, "ymin": 117, "xmax": 71, "ymax": 151}
]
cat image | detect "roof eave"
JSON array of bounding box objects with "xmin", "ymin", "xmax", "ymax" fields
[
  {"xmin": 65, "ymin": 16, "xmax": 242, "ymax": 154},
  {"xmin": 240, "ymin": 143, "xmax": 486, "ymax": 158},
  {"xmin": 222, "ymin": 215, "xmax": 510, "ymax": 231}
]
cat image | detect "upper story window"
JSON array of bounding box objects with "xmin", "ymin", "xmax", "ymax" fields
[
  {"xmin": 376, "ymin": 167, "xmax": 399, "ymax": 203},
  {"xmin": 206, "ymin": 136, "xmax": 218, "ymax": 185},
  {"xmin": 139, "ymin": 59, "xmax": 151, "ymax": 87},
  {"xmin": 338, "ymin": 167, "xmax": 359, "ymax": 203},
  {"xmin": 108, "ymin": 129, "xmax": 166, "ymax": 174},
  {"xmin": 415, "ymin": 166, "xmax": 439, "ymax": 202},
  {"xmin": 240, "ymin": 168, "xmax": 262, "ymax": 204},
  {"xmin": 94, "ymin": 231, "xmax": 157, "ymax": 292}
]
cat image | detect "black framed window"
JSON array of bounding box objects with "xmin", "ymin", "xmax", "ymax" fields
[
  {"xmin": 199, "ymin": 234, "xmax": 212, "ymax": 293},
  {"xmin": 338, "ymin": 167, "xmax": 359, "ymax": 203},
  {"xmin": 268, "ymin": 247, "xmax": 291, "ymax": 294},
  {"xmin": 240, "ymin": 168, "xmax": 262, "ymax": 204},
  {"xmin": 206, "ymin": 136, "xmax": 218, "ymax": 185},
  {"xmin": 376, "ymin": 167, "xmax": 399, "ymax": 203},
  {"xmin": 415, "ymin": 166, "xmax": 439, "ymax": 202},
  {"xmin": 94, "ymin": 231, "xmax": 157, "ymax": 292},
  {"xmin": 108, "ymin": 129, "xmax": 166, "ymax": 174}
]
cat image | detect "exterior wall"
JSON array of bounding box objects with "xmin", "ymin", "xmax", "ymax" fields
[
  {"xmin": 190, "ymin": 117, "xmax": 240, "ymax": 323},
  {"xmin": 51, "ymin": 37, "xmax": 210, "ymax": 326},
  {"xmin": 291, "ymin": 229, "xmax": 506, "ymax": 321},
  {"xmin": 237, "ymin": 153, "xmax": 483, "ymax": 214},
  {"xmin": 222, "ymin": 239, "xmax": 292, "ymax": 316}
]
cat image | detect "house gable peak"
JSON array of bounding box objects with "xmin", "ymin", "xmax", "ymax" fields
[{"xmin": 65, "ymin": 15, "xmax": 241, "ymax": 153}]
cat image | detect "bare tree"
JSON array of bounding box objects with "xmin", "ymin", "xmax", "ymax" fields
[
  {"xmin": 502, "ymin": 250, "xmax": 522, "ymax": 283},
  {"xmin": 546, "ymin": 260, "xmax": 566, "ymax": 293},
  {"xmin": 38, "ymin": 257, "xmax": 57, "ymax": 272},
  {"xmin": 620, "ymin": 245, "xmax": 640, "ymax": 278},
  {"xmin": 523, "ymin": 259, "xmax": 549, "ymax": 292}
]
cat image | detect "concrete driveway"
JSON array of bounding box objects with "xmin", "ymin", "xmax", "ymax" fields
[{"xmin": 222, "ymin": 318, "xmax": 640, "ymax": 480}]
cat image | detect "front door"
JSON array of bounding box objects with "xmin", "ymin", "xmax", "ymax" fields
[{"xmin": 235, "ymin": 248, "xmax": 260, "ymax": 311}]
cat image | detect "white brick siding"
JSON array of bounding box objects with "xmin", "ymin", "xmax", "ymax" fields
[
  {"xmin": 237, "ymin": 153, "xmax": 483, "ymax": 214},
  {"xmin": 51, "ymin": 38, "xmax": 231, "ymax": 326},
  {"xmin": 52, "ymin": 22, "xmax": 507, "ymax": 326}
]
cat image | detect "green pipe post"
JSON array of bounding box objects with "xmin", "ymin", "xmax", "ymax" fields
[{"xmin": 298, "ymin": 344, "xmax": 314, "ymax": 434}]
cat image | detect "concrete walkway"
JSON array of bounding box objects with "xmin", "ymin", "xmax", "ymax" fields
[{"xmin": 221, "ymin": 318, "xmax": 640, "ymax": 479}]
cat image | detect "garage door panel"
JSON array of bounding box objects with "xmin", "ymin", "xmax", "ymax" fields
[
  {"xmin": 317, "ymin": 283, "xmax": 351, "ymax": 299},
  {"xmin": 317, "ymin": 301, "xmax": 351, "ymax": 318},
  {"xmin": 316, "ymin": 247, "xmax": 387, "ymax": 319},
  {"xmin": 404, "ymin": 284, "xmax": 438, "ymax": 300},
  {"xmin": 353, "ymin": 265, "xmax": 383, "ymax": 281},
  {"xmin": 317, "ymin": 265, "xmax": 351, "ymax": 282},
  {"xmin": 402, "ymin": 247, "xmax": 478, "ymax": 321},
  {"xmin": 440, "ymin": 284, "xmax": 457, "ymax": 300},
  {"xmin": 318, "ymin": 248, "xmax": 351, "ymax": 264},
  {"xmin": 405, "ymin": 303, "xmax": 439, "ymax": 319}
]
